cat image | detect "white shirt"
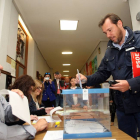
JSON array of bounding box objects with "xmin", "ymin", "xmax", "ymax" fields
[
  {"xmin": 71, "ymin": 86, "xmax": 78, "ymax": 105},
  {"xmin": 112, "ymin": 30, "xmax": 129, "ymax": 50}
]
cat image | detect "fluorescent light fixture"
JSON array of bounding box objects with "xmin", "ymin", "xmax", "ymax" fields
[
  {"xmin": 63, "ymin": 75, "xmax": 69, "ymax": 76},
  {"xmin": 63, "ymin": 64, "xmax": 71, "ymax": 66},
  {"xmin": 60, "ymin": 20, "xmax": 78, "ymax": 30},
  {"xmin": 63, "ymin": 70, "xmax": 69, "ymax": 72},
  {"xmin": 62, "ymin": 52, "xmax": 73, "ymax": 54}
]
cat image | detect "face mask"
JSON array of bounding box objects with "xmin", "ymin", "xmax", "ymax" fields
[{"xmin": 45, "ymin": 77, "xmax": 49, "ymax": 80}]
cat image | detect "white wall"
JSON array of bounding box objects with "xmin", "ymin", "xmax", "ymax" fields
[
  {"xmin": 129, "ymin": 0, "xmax": 140, "ymax": 30},
  {"xmin": 0, "ymin": 0, "xmax": 12, "ymax": 68},
  {"xmin": 81, "ymin": 41, "xmax": 112, "ymax": 81},
  {"xmin": 0, "ymin": 0, "xmax": 50, "ymax": 89},
  {"xmin": 35, "ymin": 44, "xmax": 50, "ymax": 78},
  {"xmin": 7, "ymin": 2, "xmax": 18, "ymax": 60},
  {"xmin": 27, "ymin": 36, "xmax": 36, "ymax": 78},
  {"xmin": 0, "ymin": 0, "xmax": 16, "ymax": 89},
  {"xmin": 27, "ymin": 37, "xmax": 51, "ymax": 79},
  {"xmin": 81, "ymin": 41, "xmax": 107, "ymax": 73}
]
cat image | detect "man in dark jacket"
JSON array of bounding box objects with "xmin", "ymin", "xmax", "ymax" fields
[
  {"xmin": 76, "ymin": 13, "xmax": 140, "ymax": 139},
  {"xmin": 53, "ymin": 71, "xmax": 64, "ymax": 107}
]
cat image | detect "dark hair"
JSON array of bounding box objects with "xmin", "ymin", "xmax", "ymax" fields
[
  {"xmin": 98, "ymin": 13, "xmax": 122, "ymax": 27},
  {"xmin": 54, "ymin": 71, "xmax": 60, "ymax": 75},
  {"xmin": 68, "ymin": 77, "xmax": 77, "ymax": 89},
  {"xmin": 44, "ymin": 72, "xmax": 51, "ymax": 79},
  {"xmin": 10, "ymin": 75, "xmax": 35, "ymax": 101}
]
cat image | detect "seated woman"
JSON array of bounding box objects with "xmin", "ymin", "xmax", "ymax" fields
[
  {"xmin": 11, "ymin": 75, "xmax": 53, "ymax": 116},
  {"xmin": 0, "ymin": 64, "xmax": 48, "ymax": 140},
  {"xmin": 42, "ymin": 72, "xmax": 56, "ymax": 107},
  {"xmin": 66, "ymin": 77, "xmax": 87, "ymax": 109},
  {"xmin": 30, "ymin": 79, "xmax": 53, "ymax": 116}
]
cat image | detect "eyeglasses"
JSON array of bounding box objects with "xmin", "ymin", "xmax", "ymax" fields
[
  {"xmin": 45, "ymin": 72, "xmax": 50, "ymax": 75},
  {"xmin": 36, "ymin": 87, "xmax": 43, "ymax": 90}
]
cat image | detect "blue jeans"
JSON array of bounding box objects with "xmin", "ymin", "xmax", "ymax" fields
[
  {"xmin": 55, "ymin": 95, "xmax": 63, "ymax": 107},
  {"xmin": 116, "ymin": 109, "xmax": 140, "ymax": 140}
]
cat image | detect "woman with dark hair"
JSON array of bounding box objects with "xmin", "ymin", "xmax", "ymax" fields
[
  {"xmin": 0, "ymin": 65, "xmax": 48, "ymax": 139},
  {"xmin": 10, "ymin": 75, "xmax": 35, "ymax": 101},
  {"xmin": 66, "ymin": 77, "xmax": 87, "ymax": 109},
  {"xmin": 11, "ymin": 75, "xmax": 53, "ymax": 116},
  {"xmin": 42, "ymin": 72, "xmax": 56, "ymax": 107}
]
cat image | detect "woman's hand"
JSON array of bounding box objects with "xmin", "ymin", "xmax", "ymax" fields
[
  {"xmin": 30, "ymin": 115, "xmax": 38, "ymax": 121},
  {"xmin": 43, "ymin": 78, "xmax": 46, "ymax": 83},
  {"xmin": 45, "ymin": 107, "xmax": 54, "ymax": 114},
  {"xmin": 75, "ymin": 104, "xmax": 80, "ymax": 107},
  {"xmin": 11, "ymin": 89, "xmax": 24, "ymax": 98},
  {"xmin": 33, "ymin": 119, "xmax": 48, "ymax": 132},
  {"xmin": 83, "ymin": 106, "xmax": 88, "ymax": 109},
  {"xmin": 49, "ymin": 79, "xmax": 52, "ymax": 84},
  {"xmin": 110, "ymin": 100, "xmax": 113, "ymax": 103}
]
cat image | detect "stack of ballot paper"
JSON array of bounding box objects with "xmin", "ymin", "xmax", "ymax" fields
[
  {"xmin": 65, "ymin": 120, "xmax": 105, "ymax": 134},
  {"xmin": 43, "ymin": 130, "xmax": 63, "ymax": 140},
  {"xmin": 33, "ymin": 107, "xmax": 63, "ymax": 124},
  {"xmin": 50, "ymin": 106, "xmax": 63, "ymax": 117},
  {"xmin": 32, "ymin": 115, "xmax": 61, "ymax": 124}
]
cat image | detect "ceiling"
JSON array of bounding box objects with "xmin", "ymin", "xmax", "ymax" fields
[{"xmin": 13, "ymin": 0, "xmax": 132, "ymax": 77}]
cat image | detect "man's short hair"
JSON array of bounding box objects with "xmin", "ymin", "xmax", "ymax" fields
[
  {"xmin": 54, "ymin": 71, "xmax": 60, "ymax": 75},
  {"xmin": 98, "ymin": 13, "xmax": 122, "ymax": 27}
]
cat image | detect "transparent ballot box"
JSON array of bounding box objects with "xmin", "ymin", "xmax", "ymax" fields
[{"xmin": 62, "ymin": 88, "xmax": 112, "ymax": 139}]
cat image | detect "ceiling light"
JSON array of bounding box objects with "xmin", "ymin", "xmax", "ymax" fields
[
  {"xmin": 63, "ymin": 75, "xmax": 69, "ymax": 76},
  {"xmin": 63, "ymin": 64, "xmax": 71, "ymax": 66},
  {"xmin": 60, "ymin": 20, "xmax": 78, "ymax": 30},
  {"xmin": 63, "ymin": 70, "xmax": 69, "ymax": 72},
  {"xmin": 62, "ymin": 52, "xmax": 73, "ymax": 54}
]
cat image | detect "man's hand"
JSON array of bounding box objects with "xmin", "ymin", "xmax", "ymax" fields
[
  {"xmin": 33, "ymin": 119, "xmax": 48, "ymax": 132},
  {"xmin": 11, "ymin": 89, "xmax": 24, "ymax": 98},
  {"xmin": 76, "ymin": 73, "xmax": 87, "ymax": 84},
  {"xmin": 109, "ymin": 80, "xmax": 130, "ymax": 92},
  {"xmin": 30, "ymin": 115, "xmax": 38, "ymax": 121},
  {"xmin": 45, "ymin": 107, "xmax": 54, "ymax": 114}
]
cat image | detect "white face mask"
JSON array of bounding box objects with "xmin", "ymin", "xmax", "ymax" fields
[{"xmin": 45, "ymin": 77, "xmax": 49, "ymax": 80}]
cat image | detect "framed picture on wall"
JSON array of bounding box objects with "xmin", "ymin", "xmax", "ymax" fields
[
  {"xmin": 16, "ymin": 21, "xmax": 29, "ymax": 78},
  {"xmin": 16, "ymin": 23, "xmax": 27, "ymax": 65}
]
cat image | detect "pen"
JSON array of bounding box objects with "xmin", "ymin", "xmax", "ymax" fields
[{"xmin": 77, "ymin": 69, "xmax": 82, "ymax": 89}]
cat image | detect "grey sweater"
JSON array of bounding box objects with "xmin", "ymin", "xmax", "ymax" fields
[{"xmin": 0, "ymin": 94, "xmax": 36, "ymax": 140}]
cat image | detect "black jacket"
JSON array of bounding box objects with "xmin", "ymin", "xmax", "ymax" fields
[
  {"xmin": 87, "ymin": 26, "xmax": 140, "ymax": 114},
  {"xmin": 53, "ymin": 79, "xmax": 64, "ymax": 95},
  {"xmin": 29, "ymin": 95, "xmax": 46, "ymax": 116}
]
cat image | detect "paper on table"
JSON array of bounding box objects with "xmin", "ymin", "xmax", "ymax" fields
[
  {"xmin": 50, "ymin": 106, "xmax": 63, "ymax": 118},
  {"xmin": 33, "ymin": 115, "xmax": 61, "ymax": 124},
  {"xmin": 65, "ymin": 120, "xmax": 105, "ymax": 134},
  {"xmin": 43, "ymin": 130, "xmax": 63, "ymax": 140},
  {"xmin": 0, "ymin": 89, "xmax": 31, "ymax": 125}
]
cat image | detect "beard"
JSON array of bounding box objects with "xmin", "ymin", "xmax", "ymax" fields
[{"xmin": 113, "ymin": 27, "xmax": 123, "ymax": 44}]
